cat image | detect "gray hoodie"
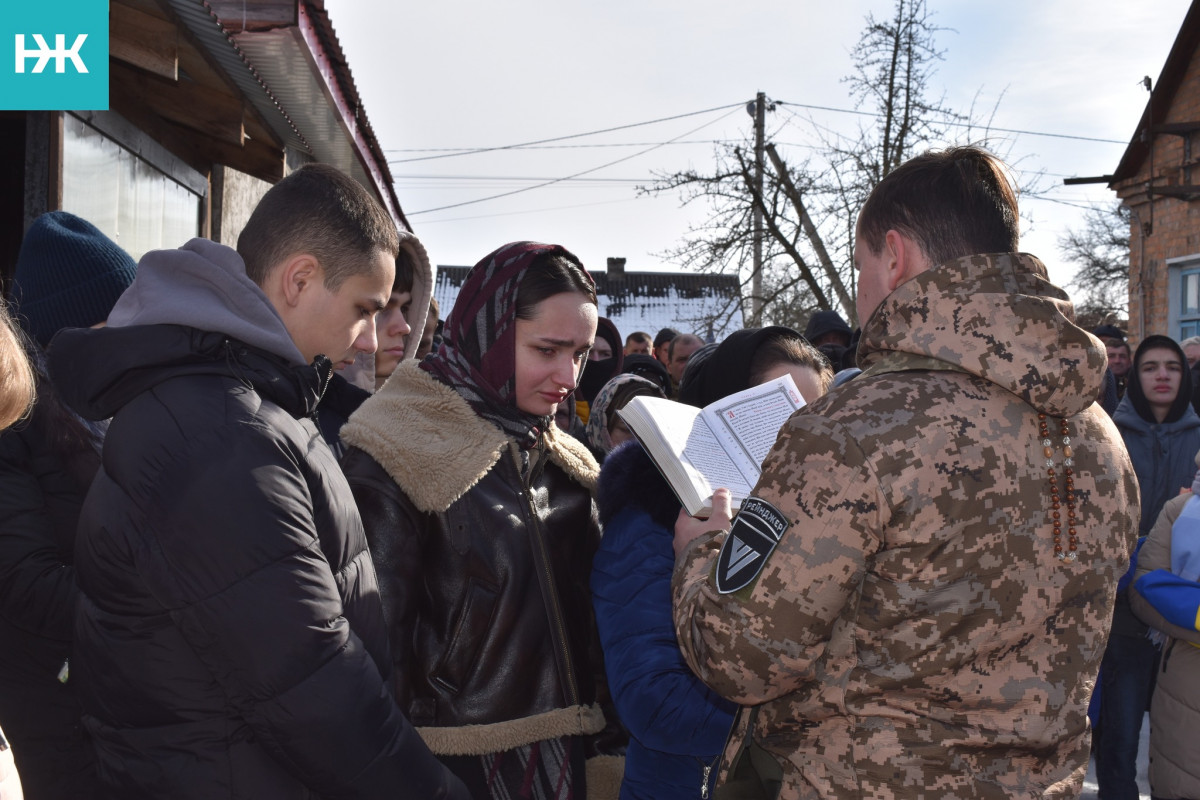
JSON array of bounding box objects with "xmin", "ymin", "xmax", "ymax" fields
[{"xmin": 107, "ymin": 238, "xmax": 306, "ymax": 366}]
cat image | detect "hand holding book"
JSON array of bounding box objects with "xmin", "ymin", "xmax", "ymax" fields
[
  {"xmin": 618, "ymin": 374, "xmax": 806, "ymax": 516},
  {"xmin": 673, "ymin": 488, "xmax": 733, "ymax": 557}
]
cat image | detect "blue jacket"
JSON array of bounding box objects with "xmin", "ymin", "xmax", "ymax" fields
[
  {"xmin": 1113, "ymin": 396, "xmax": 1200, "ymax": 537},
  {"xmin": 591, "ymin": 441, "xmax": 737, "ymax": 800}
]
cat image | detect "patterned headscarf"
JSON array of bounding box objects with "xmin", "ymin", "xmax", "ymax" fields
[
  {"xmin": 421, "ymin": 241, "xmax": 594, "ymax": 449},
  {"xmin": 585, "ymin": 373, "xmax": 664, "ymax": 454}
]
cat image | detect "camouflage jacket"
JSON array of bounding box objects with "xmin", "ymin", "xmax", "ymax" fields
[{"xmin": 673, "ymin": 253, "xmax": 1140, "ymax": 799}]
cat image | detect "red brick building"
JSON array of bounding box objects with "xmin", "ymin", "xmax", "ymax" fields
[{"xmin": 1109, "ymin": 1, "xmax": 1200, "ymax": 340}]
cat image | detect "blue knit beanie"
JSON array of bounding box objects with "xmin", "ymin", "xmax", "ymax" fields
[{"xmin": 12, "ymin": 211, "xmax": 137, "ymax": 347}]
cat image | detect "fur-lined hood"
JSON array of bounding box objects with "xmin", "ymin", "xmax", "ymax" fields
[{"xmin": 341, "ymin": 360, "xmax": 598, "ymax": 512}]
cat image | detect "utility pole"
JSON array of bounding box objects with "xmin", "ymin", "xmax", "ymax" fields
[
  {"xmin": 765, "ymin": 144, "xmax": 856, "ymax": 323},
  {"xmin": 750, "ymin": 91, "xmax": 766, "ymax": 326}
]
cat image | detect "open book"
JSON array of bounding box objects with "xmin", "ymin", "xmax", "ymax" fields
[{"xmin": 617, "ymin": 374, "xmax": 806, "ymax": 516}]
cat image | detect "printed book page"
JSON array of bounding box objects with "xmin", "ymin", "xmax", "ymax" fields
[
  {"xmin": 619, "ymin": 399, "xmax": 752, "ymax": 504},
  {"xmin": 703, "ymin": 375, "xmax": 805, "ymax": 476},
  {"xmin": 617, "ymin": 374, "xmax": 804, "ymax": 516}
]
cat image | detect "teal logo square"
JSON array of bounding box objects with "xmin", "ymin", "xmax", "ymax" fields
[{"xmin": 1, "ymin": 1, "xmax": 108, "ymax": 110}]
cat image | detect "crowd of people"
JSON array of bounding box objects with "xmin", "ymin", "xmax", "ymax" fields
[{"xmin": 0, "ymin": 146, "xmax": 1196, "ymax": 800}]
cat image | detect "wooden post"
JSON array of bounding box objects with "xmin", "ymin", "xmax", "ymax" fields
[{"xmin": 765, "ymin": 143, "xmax": 856, "ymax": 323}]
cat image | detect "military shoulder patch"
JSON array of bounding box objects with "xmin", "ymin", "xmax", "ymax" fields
[{"xmin": 714, "ymin": 497, "xmax": 790, "ymax": 594}]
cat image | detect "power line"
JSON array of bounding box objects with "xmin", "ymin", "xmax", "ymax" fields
[
  {"xmin": 414, "ymin": 195, "xmax": 645, "ymax": 225},
  {"xmin": 387, "ymin": 102, "xmax": 747, "ymax": 164},
  {"xmin": 394, "ymin": 174, "xmax": 647, "ymax": 183},
  {"xmin": 406, "ymin": 108, "xmax": 742, "ymax": 216},
  {"xmin": 386, "ymin": 140, "xmax": 732, "ymax": 155},
  {"xmin": 775, "ymin": 100, "xmax": 1127, "ymax": 144}
]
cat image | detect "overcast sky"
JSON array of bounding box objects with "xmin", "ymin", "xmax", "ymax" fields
[{"xmin": 324, "ymin": 0, "xmax": 1188, "ymax": 292}]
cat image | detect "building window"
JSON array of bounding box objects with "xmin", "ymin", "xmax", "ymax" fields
[
  {"xmin": 61, "ymin": 114, "xmax": 202, "ymax": 261},
  {"xmin": 1168, "ymin": 255, "xmax": 1200, "ymax": 340}
]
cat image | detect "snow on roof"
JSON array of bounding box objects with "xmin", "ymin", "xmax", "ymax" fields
[{"xmin": 432, "ymin": 266, "xmax": 745, "ymax": 342}]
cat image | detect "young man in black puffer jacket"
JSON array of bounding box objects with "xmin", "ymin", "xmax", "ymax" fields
[{"xmin": 48, "ymin": 164, "xmax": 468, "ymax": 800}]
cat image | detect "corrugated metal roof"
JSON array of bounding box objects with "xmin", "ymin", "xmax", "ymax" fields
[
  {"xmin": 165, "ymin": 0, "xmax": 308, "ymax": 151},
  {"xmin": 232, "ymin": 26, "xmax": 364, "ymax": 174},
  {"xmin": 164, "ymin": 0, "xmax": 404, "ymax": 226},
  {"xmin": 433, "ymin": 267, "xmax": 745, "ymax": 341}
]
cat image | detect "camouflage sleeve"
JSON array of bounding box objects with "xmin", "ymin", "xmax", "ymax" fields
[{"xmin": 671, "ymin": 412, "xmax": 884, "ymax": 705}]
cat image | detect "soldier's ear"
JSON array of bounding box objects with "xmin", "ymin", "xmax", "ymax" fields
[{"xmin": 884, "ymin": 230, "xmax": 930, "ymax": 291}]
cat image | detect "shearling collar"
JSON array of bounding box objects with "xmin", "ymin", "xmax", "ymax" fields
[{"xmin": 340, "ymin": 360, "xmax": 598, "ymax": 513}]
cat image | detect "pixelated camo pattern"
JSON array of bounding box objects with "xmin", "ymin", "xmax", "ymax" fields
[{"xmin": 673, "ymin": 254, "xmax": 1141, "ymax": 799}]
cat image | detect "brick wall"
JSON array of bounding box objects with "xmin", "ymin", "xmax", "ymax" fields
[{"xmin": 1115, "ymin": 41, "xmax": 1200, "ymax": 342}]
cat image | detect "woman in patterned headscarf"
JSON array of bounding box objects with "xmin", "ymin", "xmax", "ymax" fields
[
  {"xmin": 340, "ymin": 242, "xmax": 624, "ymax": 799},
  {"xmin": 584, "ymin": 373, "xmax": 665, "ymax": 461}
]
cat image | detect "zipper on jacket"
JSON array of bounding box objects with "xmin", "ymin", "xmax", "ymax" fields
[
  {"xmin": 309, "ymin": 354, "xmax": 335, "ymax": 424},
  {"xmin": 697, "ymin": 754, "xmax": 719, "ymax": 799},
  {"xmin": 511, "ymin": 445, "xmax": 581, "ymax": 706},
  {"xmin": 1162, "ymin": 638, "xmax": 1177, "ymax": 674},
  {"xmin": 313, "ymin": 355, "xmax": 334, "ymax": 401}
]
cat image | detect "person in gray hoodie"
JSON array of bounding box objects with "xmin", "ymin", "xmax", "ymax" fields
[{"xmin": 47, "ymin": 164, "xmax": 468, "ymax": 800}]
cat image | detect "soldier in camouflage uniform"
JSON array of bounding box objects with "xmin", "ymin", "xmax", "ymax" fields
[{"xmin": 672, "ymin": 147, "xmax": 1140, "ymax": 800}]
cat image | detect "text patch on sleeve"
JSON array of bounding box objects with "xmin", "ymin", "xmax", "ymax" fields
[{"xmin": 714, "ymin": 497, "xmax": 789, "ymax": 594}]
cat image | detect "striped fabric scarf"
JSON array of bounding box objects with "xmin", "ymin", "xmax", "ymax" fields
[
  {"xmin": 421, "ymin": 241, "xmax": 592, "ymax": 450},
  {"xmin": 442, "ymin": 736, "xmax": 583, "ymax": 799}
]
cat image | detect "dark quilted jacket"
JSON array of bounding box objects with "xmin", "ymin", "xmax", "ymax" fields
[{"xmin": 48, "ymin": 323, "xmax": 466, "ymax": 800}]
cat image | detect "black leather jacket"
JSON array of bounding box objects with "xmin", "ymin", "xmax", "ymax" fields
[
  {"xmin": 343, "ymin": 445, "xmax": 601, "ymax": 725},
  {"xmin": 340, "ymin": 361, "xmax": 621, "ymax": 760}
]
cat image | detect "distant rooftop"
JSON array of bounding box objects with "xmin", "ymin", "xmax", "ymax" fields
[{"xmin": 432, "ymin": 257, "xmax": 745, "ymax": 341}]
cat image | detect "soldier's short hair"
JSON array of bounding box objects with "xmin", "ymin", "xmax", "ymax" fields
[
  {"xmin": 857, "ymin": 146, "xmax": 1019, "ymax": 268},
  {"xmin": 238, "ymin": 163, "xmax": 399, "ymax": 291}
]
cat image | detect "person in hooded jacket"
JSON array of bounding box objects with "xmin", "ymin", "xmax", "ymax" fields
[
  {"xmin": 1097, "ymin": 334, "xmax": 1200, "ymax": 800},
  {"xmin": 592, "ymin": 327, "xmax": 832, "ymax": 800},
  {"xmin": 339, "ymin": 242, "xmax": 624, "ymax": 800},
  {"xmin": 576, "ymin": 317, "xmax": 624, "ymax": 425},
  {"xmin": 46, "ymin": 164, "xmax": 467, "ymax": 800},
  {"xmin": 672, "ymin": 147, "xmax": 1139, "ymax": 799},
  {"xmin": 0, "ymin": 211, "xmax": 138, "ymax": 800},
  {"xmin": 315, "ymin": 232, "xmax": 432, "ymax": 458}
]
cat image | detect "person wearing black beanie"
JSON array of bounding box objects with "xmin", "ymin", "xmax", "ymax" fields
[
  {"xmin": 1099, "ymin": 334, "xmax": 1200, "ymax": 800},
  {"xmin": 10, "ymin": 212, "xmax": 137, "ymax": 348}
]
